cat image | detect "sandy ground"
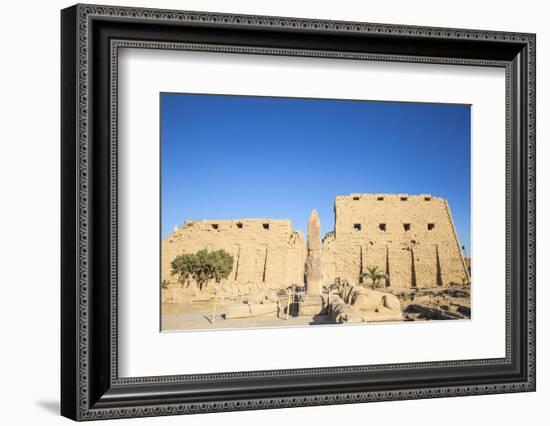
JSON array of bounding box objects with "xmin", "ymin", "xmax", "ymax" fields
[
  {"xmin": 161, "ymin": 286, "xmax": 471, "ymax": 331},
  {"xmin": 161, "ymin": 311, "xmax": 333, "ymax": 331}
]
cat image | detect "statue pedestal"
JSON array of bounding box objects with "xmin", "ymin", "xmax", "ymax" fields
[{"xmin": 297, "ymin": 294, "xmax": 325, "ymax": 317}]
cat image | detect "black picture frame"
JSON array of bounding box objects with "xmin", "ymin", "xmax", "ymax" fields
[{"xmin": 61, "ymin": 4, "xmax": 536, "ymax": 421}]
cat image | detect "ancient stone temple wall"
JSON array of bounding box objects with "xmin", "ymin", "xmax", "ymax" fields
[
  {"xmin": 161, "ymin": 219, "xmax": 305, "ymax": 289},
  {"xmin": 322, "ymin": 194, "xmax": 469, "ymax": 288}
]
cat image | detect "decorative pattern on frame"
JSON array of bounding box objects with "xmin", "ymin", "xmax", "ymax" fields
[{"xmin": 73, "ymin": 4, "xmax": 535, "ymax": 420}]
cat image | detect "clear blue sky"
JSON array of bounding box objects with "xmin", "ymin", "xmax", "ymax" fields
[{"xmin": 161, "ymin": 93, "xmax": 471, "ymax": 255}]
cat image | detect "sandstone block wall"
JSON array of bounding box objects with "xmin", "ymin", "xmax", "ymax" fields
[
  {"xmin": 322, "ymin": 194, "xmax": 469, "ymax": 288},
  {"xmin": 162, "ymin": 219, "xmax": 305, "ymax": 289}
]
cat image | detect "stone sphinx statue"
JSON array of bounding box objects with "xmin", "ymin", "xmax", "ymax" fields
[{"xmin": 328, "ymin": 280, "xmax": 403, "ymax": 323}]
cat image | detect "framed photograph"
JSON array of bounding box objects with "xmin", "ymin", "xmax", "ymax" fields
[{"xmin": 61, "ymin": 4, "xmax": 536, "ymax": 421}]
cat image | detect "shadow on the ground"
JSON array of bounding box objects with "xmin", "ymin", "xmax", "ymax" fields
[
  {"xmin": 308, "ymin": 314, "xmax": 333, "ymax": 325},
  {"xmin": 35, "ymin": 400, "xmax": 59, "ymax": 416}
]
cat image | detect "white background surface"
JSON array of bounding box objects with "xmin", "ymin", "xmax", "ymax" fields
[
  {"xmin": 119, "ymin": 49, "xmax": 506, "ymax": 377},
  {"xmin": 0, "ymin": 0, "xmax": 547, "ymax": 425}
]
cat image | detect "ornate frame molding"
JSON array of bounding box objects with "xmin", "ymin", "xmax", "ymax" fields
[{"xmin": 61, "ymin": 4, "xmax": 536, "ymax": 421}]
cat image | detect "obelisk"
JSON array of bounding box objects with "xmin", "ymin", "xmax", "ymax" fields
[{"xmin": 306, "ymin": 209, "xmax": 322, "ymax": 295}]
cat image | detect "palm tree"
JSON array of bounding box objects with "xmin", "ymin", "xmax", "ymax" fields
[{"xmin": 361, "ymin": 266, "xmax": 387, "ymax": 290}]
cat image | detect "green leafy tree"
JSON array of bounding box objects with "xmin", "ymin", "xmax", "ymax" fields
[
  {"xmin": 209, "ymin": 250, "xmax": 234, "ymax": 283},
  {"xmin": 193, "ymin": 249, "xmax": 214, "ymax": 290},
  {"xmin": 361, "ymin": 266, "xmax": 387, "ymax": 290},
  {"xmin": 170, "ymin": 249, "xmax": 234, "ymax": 291},
  {"xmin": 170, "ymin": 253, "xmax": 196, "ymax": 288}
]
